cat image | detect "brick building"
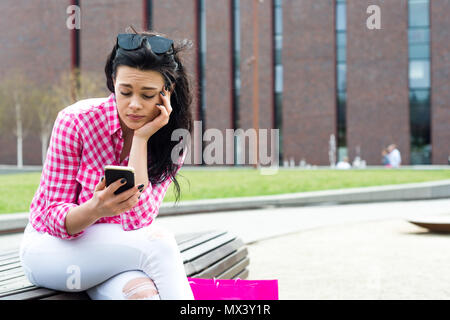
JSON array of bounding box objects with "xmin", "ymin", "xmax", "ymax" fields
[{"xmin": 0, "ymin": 0, "xmax": 448, "ymax": 166}]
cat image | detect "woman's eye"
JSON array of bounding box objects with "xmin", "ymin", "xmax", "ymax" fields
[{"xmin": 120, "ymin": 92, "xmax": 154, "ymax": 99}]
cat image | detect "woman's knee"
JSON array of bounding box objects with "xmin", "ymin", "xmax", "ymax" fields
[{"xmin": 122, "ymin": 277, "xmax": 159, "ymax": 300}]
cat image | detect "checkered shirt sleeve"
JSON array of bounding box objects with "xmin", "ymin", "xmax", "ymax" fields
[{"xmin": 29, "ymin": 111, "xmax": 84, "ymax": 240}]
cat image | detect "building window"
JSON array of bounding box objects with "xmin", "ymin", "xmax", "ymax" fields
[
  {"xmin": 408, "ymin": 0, "xmax": 431, "ymax": 164},
  {"xmin": 144, "ymin": 0, "xmax": 152, "ymax": 30},
  {"xmin": 273, "ymin": 0, "xmax": 283, "ymax": 163},
  {"xmin": 197, "ymin": 0, "xmax": 206, "ymax": 165},
  {"xmin": 336, "ymin": 0, "xmax": 347, "ymax": 161},
  {"xmin": 232, "ymin": 0, "xmax": 241, "ymax": 165}
]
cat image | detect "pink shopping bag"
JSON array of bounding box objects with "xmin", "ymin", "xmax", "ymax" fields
[{"xmin": 187, "ymin": 277, "xmax": 278, "ymax": 300}]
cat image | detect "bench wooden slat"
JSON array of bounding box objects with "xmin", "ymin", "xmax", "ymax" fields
[
  {"xmin": 0, "ymin": 262, "xmax": 21, "ymax": 273},
  {"xmin": 1, "ymin": 287, "xmax": 57, "ymax": 300},
  {"xmin": 193, "ymin": 247, "xmax": 248, "ymax": 279},
  {"xmin": 232, "ymin": 268, "xmax": 249, "ymax": 280},
  {"xmin": 174, "ymin": 232, "xmax": 210, "ymax": 245},
  {"xmin": 41, "ymin": 292, "xmax": 91, "ymax": 300},
  {"xmin": 0, "ymin": 250, "xmax": 20, "ymax": 258},
  {"xmin": 0, "ymin": 270, "xmax": 25, "ymax": 283},
  {"xmin": 0, "ymin": 277, "xmax": 35, "ymax": 296},
  {"xmin": 0, "ymin": 253, "xmax": 19, "ymax": 262},
  {"xmin": 182, "ymin": 233, "xmax": 236, "ymax": 262},
  {"xmin": 186, "ymin": 238, "xmax": 244, "ymax": 276},
  {"xmin": 0, "ymin": 256, "xmax": 21, "ymax": 268},
  {"xmin": 217, "ymin": 258, "xmax": 250, "ymax": 279},
  {"xmin": 178, "ymin": 230, "xmax": 227, "ymax": 252}
]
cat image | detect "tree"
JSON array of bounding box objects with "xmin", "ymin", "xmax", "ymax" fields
[
  {"xmin": 0, "ymin": 69, "xmax": 35, "ymax": 167},
  {"xmin": 0, "ymin": 68, "xmax": 107, "ymax": 166},
  {"xmin": 28, "ymin": 85, "xmax": 60, "ymax": 166},
  {"xmin": 37, "ymin": 68, "xmax": 106, "ymax": 164}
]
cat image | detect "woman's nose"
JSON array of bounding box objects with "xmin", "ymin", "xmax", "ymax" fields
[{"xmin": 129, "ymin": 99, "xmax": 142, "ymax": 109}]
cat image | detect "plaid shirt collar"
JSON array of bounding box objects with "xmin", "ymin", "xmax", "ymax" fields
[{"xmin": 105, "ymin": 92, "xmax": 123, "ymax": 138}]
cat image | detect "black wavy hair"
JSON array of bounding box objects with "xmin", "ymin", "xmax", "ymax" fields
[{"xmin": 104, "ymin": 29, "xmax": 193, "ymax": 204}]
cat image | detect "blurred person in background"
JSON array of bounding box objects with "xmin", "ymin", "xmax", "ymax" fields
[
  {"xmin": 336, "ymin": 156, "xmax": 351, "ymax": 169},
  {"xmin": 387, "ymin": 144, "xmax": 401, "ymax": 168},
  {"xmin": 382, "ymin": 148, "xmax": 390, "ymax": 167}
]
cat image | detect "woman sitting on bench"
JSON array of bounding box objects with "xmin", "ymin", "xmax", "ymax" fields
[{"xmin": 19, "ymin": 27, "xmax": 194, "ymax": 300}]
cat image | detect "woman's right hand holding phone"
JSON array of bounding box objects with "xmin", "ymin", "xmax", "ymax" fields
[{"xmin": 90, "ymin": 177, "xmax": 144, "ymax": 218}]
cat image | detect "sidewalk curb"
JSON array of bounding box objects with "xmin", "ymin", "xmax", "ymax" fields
[{"xmin": 1, "ymin": 179, "xmax": 449, "ymax": 234}]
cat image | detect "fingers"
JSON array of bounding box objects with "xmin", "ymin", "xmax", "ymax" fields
[
  {"xmin": 105, "ymin": 178, "xmax": 128, "ymax": 196},
  {"xmin": 116, "ymin": 192, "xmax": 141, "ymax": 213},
  {"xmin": 94, "ymin": 176, "xmax": 106, "ymax": 192},
  {"xmin": 159, "ymin": 86, "xmax": 173, "ymax": 114},
  {"xmin": 115, "ymin": 183, "xmax": 144, "ymax": 203},
  {"xmin": 115, "ymin": 184, "xmax": 144, "ymax": 212},
  {"xmin": 155, "ymin": 105, "xmax": 169, "ymax": 125}
]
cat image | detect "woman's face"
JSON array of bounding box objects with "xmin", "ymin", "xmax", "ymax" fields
[{"xmin": 113, "ymin": 65, "xmax": 165, "ymax": 136}]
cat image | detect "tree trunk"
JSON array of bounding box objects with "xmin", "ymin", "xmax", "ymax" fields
[
  {"xmin": 15, "ymin": 102, "xmax": 23, "ymax": 168},
  {"xmin": 41, "ymin": 130, "xmax": 50, "ymax": 165}
]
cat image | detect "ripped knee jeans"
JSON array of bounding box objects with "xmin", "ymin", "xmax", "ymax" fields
[{"xmin": 19, "ymin": 221, "xmax": 194, "ymax": 300}]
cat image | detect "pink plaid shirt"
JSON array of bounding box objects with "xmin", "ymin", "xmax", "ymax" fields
[{"xmin": 29, "ymin": 92, "xmax": 185, "ymax": 240}]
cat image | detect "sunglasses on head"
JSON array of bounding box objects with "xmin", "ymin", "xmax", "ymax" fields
[{"xmin": 116, "ymin": 33, "xmax": 174, "ymax": 55}]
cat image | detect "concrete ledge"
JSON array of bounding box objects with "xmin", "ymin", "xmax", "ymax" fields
[
  {"xmin": 0, "ymin": 212, "xmax": 29, "ymax": 234},
  {"xmin": 1, "ymin": 179, "xmax": 449, "ymax": 234}
]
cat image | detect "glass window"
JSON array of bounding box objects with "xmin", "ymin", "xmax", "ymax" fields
[
  {"xmin": 409, "ymin": 89, "xmax": 431, "ymax": 164},
  {"xmin": 410, "ymin": 90, "xmax": 430, "ymax": 129},
  {"xmin": 336, "ymin": 3, "xmax": 346, "ymax": 31},
  {"xmin": 410, "ymin": 89, "xmax": 430, "ymax": 118},
  {"xmin": 337, "ymin": 63, "xmax": 346, "ymax": 90},
  {"xmin": 409, "ymin": 60, "xmax": 430, "ymax": 88},
  {"xmin": 337, "ymin": 31, "xmax": 346, "ymax": 47},
  {"xmin": 408, "ymin": 28, "xmax": 429, "ymax": 44},
  {"xmin": 338, "ymin": 147, "xmax": 348, "ymax": 161},
  {"xmin": 275, "ymin": 5, "xmax": 282, "ymax": 33},
  {"xmin": 337, "ymin": 92, "xmax": 346, "ymax": 125},
  {"xmin": 409, "ymin": 0, "xmax": 429, "ymax": 27},
  {"xmin": 337, "ymin": 46, "xmax": 346, "ymax": 63},
  {"xmin": 409, "ymin": 44, "xmax": 430, "ymax": 59},
  {"xmin": 275, "ymin": 50, "xmax": 282, "ymax": 64},
  {"xmin": 275, "ymin": 65, "xmax": 283, "ymax": 93},
  {"xmin": 337, "ymin": 91, "xmax": 347, "ymax": 148},
  {"xmin": 275, "ymin": 35, "xmax": 282, "ymax": 50}
]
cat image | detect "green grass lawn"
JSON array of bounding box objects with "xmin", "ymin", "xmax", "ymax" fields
[{"xmin": 1, "ymin": 168, "xmax": 449, "ymax": 214}]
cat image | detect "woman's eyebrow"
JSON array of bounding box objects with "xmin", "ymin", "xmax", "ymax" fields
[{"xmin": 119, "ymin": 83, "xmax": 158, "ymax": 90}]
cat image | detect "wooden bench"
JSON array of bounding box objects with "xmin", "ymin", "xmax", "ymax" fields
[{"xmin": 0, "ymin": 230, "xmax": 249, "ymax": 300}]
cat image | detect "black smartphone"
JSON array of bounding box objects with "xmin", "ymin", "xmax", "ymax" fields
[{"xmin": 104, "ymin": 165, "xmax": 135, "ymax": 195}]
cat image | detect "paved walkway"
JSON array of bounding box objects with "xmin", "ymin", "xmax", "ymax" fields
[
  {"xmin": 1, "ymin": 198, "xmax": 450, "ymax": 299},
  {"xmin": 248, "ymin": 218, "xmax": 450, "ymax": 299}
]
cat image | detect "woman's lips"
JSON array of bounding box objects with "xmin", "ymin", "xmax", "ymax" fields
[{"xmin": 127, "ymin": 114, "xmax": 145, "ymax": 121}]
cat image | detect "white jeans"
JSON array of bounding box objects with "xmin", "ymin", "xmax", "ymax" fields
[{"xmin": 19, "ymin": 221, "xmax": 194, "ymax": 300}]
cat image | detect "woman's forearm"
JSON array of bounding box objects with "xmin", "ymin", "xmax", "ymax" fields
[
  {"xmin": 65, "ymin": 199, "xmax": 101, "ymax": 236},
  {"xmin": 65, "ymin": 136, "xmax": 148, "ymax": 236},
  {"xmin": 128, "ymin": 136, "xmax": 149, "ymax": 189}
]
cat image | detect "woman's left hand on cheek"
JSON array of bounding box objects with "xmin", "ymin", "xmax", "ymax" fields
[{"xmin": 133, "ymin": 86, "xmax": 173, "ymax": 140}]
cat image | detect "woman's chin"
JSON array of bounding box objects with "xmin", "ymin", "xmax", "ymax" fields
[{"xmin": 124, "ymin": 121, "xmax": 143, "ymax": 131}]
